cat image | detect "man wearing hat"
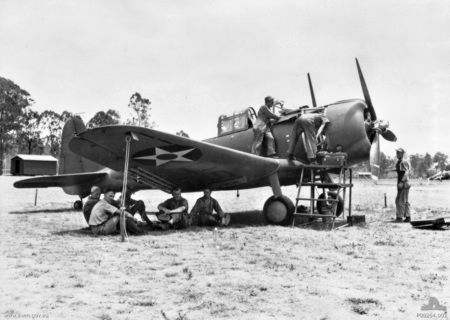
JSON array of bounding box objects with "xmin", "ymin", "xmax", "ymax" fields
[
  {"xmin": 251, "ymin": 96, "xmax": 280, "ymax": 157},
  {"xmin": 395, "ymin": 148, "xmax": 411, "ymax": 222}
]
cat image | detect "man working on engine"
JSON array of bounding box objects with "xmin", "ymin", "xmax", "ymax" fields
[{"xmin": 286, "ymin": 110, "xmax": 329, "ymax": 164}]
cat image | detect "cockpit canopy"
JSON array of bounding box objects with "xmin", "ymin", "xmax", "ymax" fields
[{"xmin": 217, "ymin": 107, "xmax": 256, "ymax": 136}]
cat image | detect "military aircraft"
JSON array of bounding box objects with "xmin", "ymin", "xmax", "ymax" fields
[
  {"xmin": 429, "ymin": 171, "xmax": 450, "ymax": 181},
  {"xmin": 14, "ymin": 59, "xmax": 397, "ymax": 225}
]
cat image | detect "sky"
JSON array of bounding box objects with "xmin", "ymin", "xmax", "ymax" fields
[{"xmin": 1, "ymin": 0, "xmax": 449, "ymax": 157}]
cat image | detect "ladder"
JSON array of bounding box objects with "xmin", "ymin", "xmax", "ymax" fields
[{"xmin": 292, "ymin": 163, "xmax": 353, "ymax": 229}]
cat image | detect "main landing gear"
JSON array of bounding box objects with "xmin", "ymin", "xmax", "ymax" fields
[
  {"xmin": 73, "ymin": 199, "xmax": 83, "ymax": 210},
  {"xmin": 263, "ymin": 195, "xmax": 295, "ymax": 225},
  {"xmin": 263, "ymin": 173, "xmax": 295, "ymax": 226}
]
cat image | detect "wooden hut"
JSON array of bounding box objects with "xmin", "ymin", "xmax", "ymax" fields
[{"xmin": 10, "ymin": 154, "xmax": 58, "ymax": 176}]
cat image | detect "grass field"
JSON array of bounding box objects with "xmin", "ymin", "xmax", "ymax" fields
[{"xmin": 1, "ymin": 176, "xmax": 449, "ymax": 320}]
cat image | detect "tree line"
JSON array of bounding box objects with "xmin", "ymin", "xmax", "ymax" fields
[
  {"xmin": 1, "ymin": 75, "xmax": 448, "ymax": 178},
  {"xmin": 0, "ymin": 76, "xmax": 156, "ymax": 174},
  {"xmin": 353, "ymin": 151, "xmax": 450, "ymax": 179}
]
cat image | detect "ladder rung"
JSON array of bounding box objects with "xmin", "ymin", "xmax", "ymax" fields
[
  {"xmin": 301, "ymin": 183, "xmax": 353, "ymax": 187},
  {"xmin": 294, "ymin": 213, "xmax": 336, "ymax": 217},
  {"xmin": 296, "ymin": 197, "xmax": 339, "ymax": 202}
]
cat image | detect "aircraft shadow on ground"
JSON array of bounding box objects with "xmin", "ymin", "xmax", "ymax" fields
[
  {"xmin": 51, "ymin": 210, "xmax": 267, "ymax": 237},
  {"xmin": 50, "ymin": 210, "xmax": 353, "ymax": 237},
  {"xmin": 9, "ymin": 208, "xmax": 77, "ymax": 214}
]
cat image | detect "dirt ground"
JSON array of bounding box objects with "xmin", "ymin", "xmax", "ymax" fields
[{"xmin": 1, "ymin": 176, "xmax": 449, "ymax": 320}]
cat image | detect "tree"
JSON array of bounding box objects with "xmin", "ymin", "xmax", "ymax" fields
[
  {"xmin": 126, "ymin": 92, "xmax": 154, "ymax": 128},
  {"xmin": 0, "ymin": 77, "xmax": 33, "ymax": 174},
  {"xmin": 87, "ymin": 109, "xmax": 120, "ymax": 128},
  {"xmin": 60, "ymin": 110, "xmax": 77, "ymax": 122},
  {"xmin": 380, "ymin": 152, "xmax": 396, "ymax": 178},
  {"xmin": 17, "ymin": 108, "xmax": 44, "ymax": 154},
  {"xmin": 176, "ymin": 130, "xmax": 189, "ymax": 138},
  {"xmin": 38, "ymin": 110, "xmax": 63, "ymax": 157},
  {"xmin": 433, "ymin": 152, "xmax": 448, "ymax": 172}
]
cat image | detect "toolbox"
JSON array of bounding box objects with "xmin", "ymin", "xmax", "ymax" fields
[{"xmin": 317, "ymin": 151, "xmax": 348, "ymax": 166}]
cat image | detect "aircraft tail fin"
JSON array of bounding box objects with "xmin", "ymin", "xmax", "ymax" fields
[{"xmin": 59, "ymin": 118, "xmax": 104, "ymax": 174}]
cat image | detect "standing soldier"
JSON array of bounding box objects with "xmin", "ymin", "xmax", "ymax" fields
[
  {"xmin": 251, "ymin": 96, "xmax": 280, "ymax": 157},
  {"xmin": 395, "ymin": 148, "xmax": 411, "ymax": 222}
]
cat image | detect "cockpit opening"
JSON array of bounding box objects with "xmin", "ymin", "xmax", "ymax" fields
[{"xmin": 217, "ymin": 107, "xmax": 257, "ymax": 137}]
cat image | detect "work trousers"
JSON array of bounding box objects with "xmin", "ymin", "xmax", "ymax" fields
[
  {"xmin": 157, "ymin": 212, "xmax": 190, "ymax": 229},
  {"xmin": 90, "ymin": 216, "xmax": 120, "ymax": 235},
  {"xmin": 128, "ymin": 200, "xmax": 151, "ymax": 224},
  {"xmin": 287, "ymin": 115, "xmax": 317, "ymax": 159},
  {"xmin": 252, "ymin": 120, "xmax": 276, "ymax": 156},
  {"xmin": 395, "ymin": 187, "xmax": 410, "ymax": 219}
]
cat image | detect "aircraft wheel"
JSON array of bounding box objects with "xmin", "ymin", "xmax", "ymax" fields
[
  {"xmin": 317, "ymin": 193, "xmax": 343, "ymax": 217},
  {"xmin": 263, "ymin": 195, "xmax": 294, "ymax": 226},
  {"xmin": 73, "ymin": 200, "xmax": 83, "ymax": 210}
]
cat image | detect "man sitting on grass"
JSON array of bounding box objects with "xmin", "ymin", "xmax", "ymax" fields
[
  {"xmin": 156, "ymin": 186, "xmax": 189, "ymax": 229},
  {"xmin": 89, "ymin": 189, "xmax": 142, "ymax": 235},
  {"xmin": 83, "ymin": 185, "xmax": 101, "ymax": 224},
  {"xmin": 190, "ymin": 187, "xmax": 230, "ymax": 227}
]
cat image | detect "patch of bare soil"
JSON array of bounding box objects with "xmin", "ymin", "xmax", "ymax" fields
[{"xmin": 1, "ymin": 176, "xmax": 449, "ymax": 319}]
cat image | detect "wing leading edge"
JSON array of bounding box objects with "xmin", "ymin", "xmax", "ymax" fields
[{"xmin": 69, "ymin": 126, "xmax": 280, "ymax": 192}]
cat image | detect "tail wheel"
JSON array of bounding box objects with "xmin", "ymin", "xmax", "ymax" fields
[
  {"xmin": 73, "ymin": 200, "xmax": 83, "ymax": 210},
  {"xmin": 263, "ymin": 195, "xmax": 294, "ymax": 226},
  {"xmin": 317, "ymin": 193, "xmax": 344, "ymax": 217}
]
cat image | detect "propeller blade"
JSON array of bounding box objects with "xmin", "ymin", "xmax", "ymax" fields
[
  {"xmin": 381, "ymin": 129, "xmax": 397, "ymax": 142},
  {"xmin": 356, "ymin": 58, "xmax": 377, "ymax": 121},
  {"xmin": 307, "ymin": 73, "xmax": 317, "ymax": 108},
  {"xmin": 369, "ymin": 132, "xmax": 381, "ymax": 181}
]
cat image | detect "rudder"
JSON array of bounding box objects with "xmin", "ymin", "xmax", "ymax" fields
[{"xmin": 59, "ymin": 118, "xmax": 104, "ymax": 174}]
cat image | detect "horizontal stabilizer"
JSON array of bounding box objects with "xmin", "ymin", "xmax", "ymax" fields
[{"xmin": 14, "ymin": 172, "xmax": 108, "ymax": 189}]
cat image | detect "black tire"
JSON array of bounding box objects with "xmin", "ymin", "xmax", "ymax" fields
[
  {"xmin": 316, "ymin": 193, "xmax": 343, "ymax": 217},
  {"xmin": 73, "ymin": 200, "xmax": 83, "ymax": 210},
  {"xmin": 263, "ymin": 195, "xmax": 294, "ymax": 226}
]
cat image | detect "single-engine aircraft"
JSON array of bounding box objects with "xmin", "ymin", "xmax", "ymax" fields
[{"xmin": 14, "ymin": 59, "xmax": 397, "ymax": 225}]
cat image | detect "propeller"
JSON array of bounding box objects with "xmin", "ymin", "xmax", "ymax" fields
[
  {"xmin": 369, "ymin": 131, "xmax": 380, "ymax": 181},
  {"xmin": 356, "ymin": 58, "xmax": 397, "ymax": 180},
  {"xmin": 381, "ymin": 129, "xmax": 397, "ymax": 142},
  {"xmin": 356, "ymin": 58, "xmax": 376, "ymax": 121}
]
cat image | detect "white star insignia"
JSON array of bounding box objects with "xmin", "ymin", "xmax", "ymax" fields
[{"xmin": 133, "ymin": 147, "xmax": 195, "ymax": 166}]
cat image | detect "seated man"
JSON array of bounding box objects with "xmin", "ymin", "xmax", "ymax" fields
[
  {"xmin": 286, "ymin": 111, "xmax": 329, "ymax": 164},
  {"xmin": 190, "ymin": 187, "xmax": 230, "ymax": 227},
  {"xmin": 118, "ymin": 188, "xmax": 152, "ymax": 226},
  {"xmin": 157, "ymin": 186, "xmax": 189, "ymax": 229},
  {"xmin": 83, "ymin": 185, "xmax": 101, "ymax": 224},
  {"xmin": 89, "ymin": 189, "xmax": 141, "ymax": 235}
]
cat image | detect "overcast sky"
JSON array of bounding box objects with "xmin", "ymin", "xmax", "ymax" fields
[{"xmin": 1, "ymin": 0, "xmax": 449, "ymax": 156}]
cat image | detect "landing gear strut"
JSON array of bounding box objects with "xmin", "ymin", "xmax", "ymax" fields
[{"xmin": 263, "ymin": 195, "xmax": 295, "ymax": 226}]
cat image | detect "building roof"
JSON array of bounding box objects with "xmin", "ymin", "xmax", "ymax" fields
[{"xmin": 13, "ymin": 154, "xmax": 58, "ymax": 162}]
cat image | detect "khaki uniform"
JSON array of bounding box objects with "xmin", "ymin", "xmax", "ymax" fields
[
  {"xmin": 191, "ymin": 196, "xmax": 230, "ymax": 226},
  {"xmin": 89, "ymin": 200, "xmax": 120, "ymax": 235},
  {"xmin": 157, "ymin": 197, "xmax": 189, "ymax": 229},
  {"xmin": 252, "ymin": 105, "xmax": 279, "ymax": 156},
  {"xmin": 287, "ymin": 113, "xmax": 329, "ymax": 159},
  {"xmin": 395, "ymin": 159, "xmax": 411, "ymax": 219}
]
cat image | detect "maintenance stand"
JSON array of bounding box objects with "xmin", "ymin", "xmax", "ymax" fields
[{"xmin": 292, "ymin": 153, "xmax": 356, "ymax": 229}]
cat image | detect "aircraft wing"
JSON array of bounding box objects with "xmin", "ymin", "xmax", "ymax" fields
[
  {"xmin": 13, "ymin": 172, "xmax": 108, "ymax": 189},
  {"xmin": 69, "ymin": 126, "xmax": 280, "ymax": 192}
]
